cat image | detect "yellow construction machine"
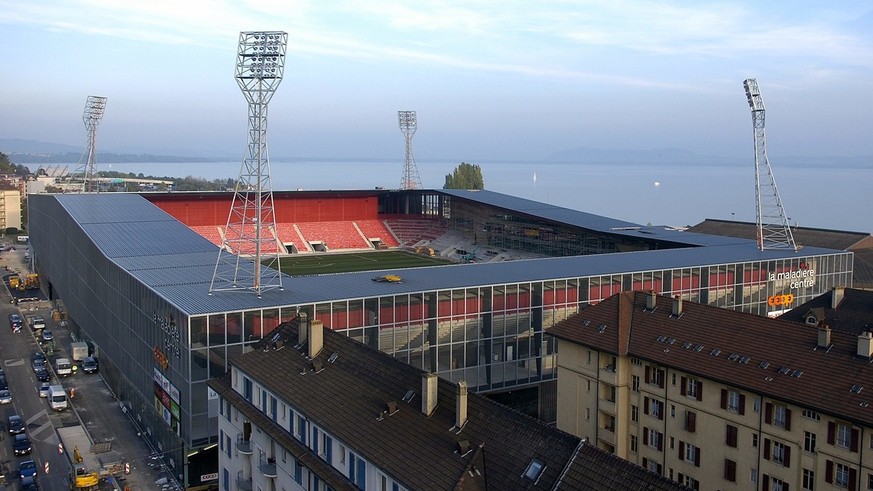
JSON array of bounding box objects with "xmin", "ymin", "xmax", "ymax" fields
[
  {"xmin": 24, "ymin": 273, "xmax": 39, "ymax": 289},
  {"xmin": 71, "ymin": 464, "xmax": 100, "ymax": 490}
]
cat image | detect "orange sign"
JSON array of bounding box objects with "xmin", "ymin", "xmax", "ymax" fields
[
  {"xmin": 153, "ymin": 346, "xmax": 169, "ymax": 371},
  {"xmin": 768, "ymin": 294, "xmax": 794, "ymax": 306}
]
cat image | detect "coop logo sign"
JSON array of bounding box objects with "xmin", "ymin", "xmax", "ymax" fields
[
  {"xmin": 154, "ymin": 313, "xmax": 181, "ymax": 360},
  {"xmin": 768, "ymin": 263, "xmax": 816, "ymax": 289},
  {"xmin": 767, "ymin": 294, "xmax": 794, "ymax": 306}
]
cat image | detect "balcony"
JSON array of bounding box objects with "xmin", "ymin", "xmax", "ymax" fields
[
  {"xmin": 236, "ymin": 435, "xmax": 253, "ymax": 455},
  {"xmin": 259, "ymin": 457, "xmax": 278, "ymax": 478},
  {"xmin": 237, "ymin": 470, "xmax": 253, "ymax": 491}
]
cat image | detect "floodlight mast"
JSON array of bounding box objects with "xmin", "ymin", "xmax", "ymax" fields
[
  {"xmin": 210, "ymin": 31, "xmax": 288, "ymax": 296},
  {"xmin": 743, "ymin": 78, "xmax": 797, "ymax": 251},
  {"xmin": 74, "ymin": 96, "xmax": 107, "ymax": 193},
  {"xmin": 398, "ymin": 111, "xmax": 423, "ymax": 190}
]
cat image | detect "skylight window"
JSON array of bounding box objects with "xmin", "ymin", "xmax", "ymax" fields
[
  {"xmin": 667, "ymin": 337, "xmax": 676, "ymax": 345},
  {"xmin": 851, "ymin": 384, "xmax": 863, "ymax": 394},
  {"xmin": 523, "ymin": 459, "xmax": 545, "ymax": 482},
  {"xmin": 777, "ymin": 366, "xmax": 790, "ymax": 375},
  {"xmin": 598, "ymin": 323, "xmax": 607, "ymax": 333},
  {"xmin": 758, "ymin": 361, "xmax": 770, "ymax": 369},
  {"xmin": 740, "ymin": 356, "xmax": 751, "ymax": 365},
  {"xmin": 710, "ymin": 348, "xmax": 721, "ymax": 357},
  {"xmin": 728, "ymin": 353, "xmax": 740, "ymax": 361},
  {"xmin": 657, "ymin": 335, "xmax": 667, "ymax": 343},
  {"xmin": 694, "ymin": 345, "xmax": 704, "ymax": 352},
  {"xmin": 791, "ymin": 370, "xmax": 803, "ymax": 378},
  {"xmin": 682, "ymin": 342, "xmax": 692, "ymax": 349}
]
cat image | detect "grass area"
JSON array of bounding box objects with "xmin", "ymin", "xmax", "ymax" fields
[{"xmin": 266, "ymin": 250, "xmax": 453, "ymax": 276}]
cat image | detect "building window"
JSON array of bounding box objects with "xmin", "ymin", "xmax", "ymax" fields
[
  {"xmin": 752, "ymin": 434, "xmax": 758, "ymax": 447},
  {"xmin": 225, "ymin": 433, "xmax": 231, "ymax": 458},
  {"xmin": 631, "ymin": 435, "xmax": 638, "ymax": 453},
  {"xmin": 243, "ymin": 377, "xmax": 252, "ymax": 402},
  {"xmin": 681, "ymin": 377, "xmax": 702, "ymax": 401},
  {"xmin": 836, "ymin": 463, "xmax": 850, "ymax": 487},
  {"xmin": 725, "ymin": 424, "xmax": 738, "ymax": 448},
  {"xmin": 805, "ymin": 431, "xmax": 817, "ymax": 453},
  {"xmin": 643, "ymin": 458, "xmax": 662, "ymax": 475},
  {"xmin": 632, "ymin": 375, "xmax": 640, "ymax": 392},
  {"xmin": 683, "ymin": 443, "xmax": 700, "ymax": 466},
  {"xmin": 802, "ymin": 468, "xmax": 814, "ymax": 491},
  {"xmin": 646, "ymin": 398, "xmax": 664, "ymax": 420},
  {"xmin": 646, "ymin": 367, "xmax": 665, "ymax": 388},
  {"xmin": 684, "ymin": 411, "xmax": 696, "ymax": 433},
  {"xmin": 222, "ymin": 468, "xmax": 229, "ymax": 491},
  {"xmin": 751, "ymin": 468, "xmax": 757, "ymax": 483},
  {"xmin": 803, "ymin": 409, "xmax": 821, "ymax": 421},
  {"xmin": 772, "ymin": 441, "xmax": 790, "ymax": 466},
  {"xmin": 724, "ymin": 459, "xmax": 737, "ymax": 482},
  {"xmin": 631, "ymin": 357, "xmax": 642, "ymax": 366},
  {"xmin": 767, "ymin": 403, "xmax": 791, "ymax": 429},
  {"xmin": 631, "ymin": 405, "xmax": 639, "ymax": 423},
  {"xmin": 721, "ymin": 389, "xmax": 744, "ymax": 414},
  {"xmin": 772, "ymin": 476, "xmax": 787, "ymax": 491},
  {"xmin": 644, "ymin": 428, "xmax": 663, "ymax": 451},
  {"xmin": 671, "ymin": 373, "xmax": 677, "ymax": 386},
  {"xmin": 867, "ymin": 473, "xmax": 873, "ymax": 491},
  {"xmin": 838, "ymin": 424, "xmax": 852, "ymax": 448},
  {"xmin": 349, "ymin": 452, "xmax": 367, "ymax": 490},
  {"xmin": 678, "ymin": 473, "xmax": 699, "ymax": 490}
]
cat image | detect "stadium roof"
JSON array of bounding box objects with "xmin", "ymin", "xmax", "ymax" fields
[
  {"xmin": 50, "ymin": 193, "xmax": 849, "ymax": 317},
  {"xmin": 436, "ymin": 189, "xmax": 750, "ymax": 247}
]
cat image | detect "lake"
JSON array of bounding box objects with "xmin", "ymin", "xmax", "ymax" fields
[{"xmin": 102, "ymin": 159, "xmax": 872, "ymax": 233}]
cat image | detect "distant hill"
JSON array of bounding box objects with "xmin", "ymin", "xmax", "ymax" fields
[
  {"xmin": 0, "ymin": 138, "xmax": 81, "ymax": 155},
  {"xmin": 0, "ymin": 138, "xmax": 220, "ymax": 164}
]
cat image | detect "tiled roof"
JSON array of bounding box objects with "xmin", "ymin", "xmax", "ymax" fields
[
  {"xmin": 548, "ymin": 291, "xmax": 873, "ymax": 427},
  {"xmin": 228, "ymin": 318, "xmax": 688, "ymax": 491},
  {"xmin": 778, "ymin": 288, "xmax": 873, "ymax": 335}
]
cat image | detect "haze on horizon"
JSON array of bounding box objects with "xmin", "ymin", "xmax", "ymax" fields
[{"xmin": 1, "ymin": 1, "xmax": 873, "ymax": 163}]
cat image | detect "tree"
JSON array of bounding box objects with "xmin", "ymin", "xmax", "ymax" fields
[{"xmin": 444, "ymin": 162, "xmax": 484, "ymax": 190}]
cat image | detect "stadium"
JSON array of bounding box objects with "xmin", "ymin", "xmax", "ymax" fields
[{"xmin": 27, "ymin": 188, "xmax": 854, "ymax": 488}]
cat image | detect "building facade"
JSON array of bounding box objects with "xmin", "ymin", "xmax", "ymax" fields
[
  {"xmin": 549, "ymin": 290, "xmax": 873, "ymax": 490},
  {"xmin": 0, "ymin": 188, "xmax": 22, "ymax": 230}
]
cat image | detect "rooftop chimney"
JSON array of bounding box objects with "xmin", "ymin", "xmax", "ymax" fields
[
  {"xmin": 456, "ymin": 381, "xmax": 469, "ymax": 428},
  {"xmin": 672, "ymin": 296, "xmax": 683, "ymax": 317},
  {"xmin": 647, "ymin": 290, "xmax": 657, "ymax": 310},
  {"xmin": 832, "ymin": 287, "xmax": 845, "ymax": 309},
  {"xmin": 308, "ymin": 319, "xmax": 324, "ymax": 359},
  {"xmin": 297, "ymin": 312, "xmax": 309, "ymax": 347},
  {"xmin": 817, "ymin": 324, "xmax": 831, "ymax": 348},
  {"xmin": 858, "ymin": 331, "xmax": 873, "ymax": 359},
  {"xmin": 422, "ymin": 373, "xmax": 438, "ymax": 416}
]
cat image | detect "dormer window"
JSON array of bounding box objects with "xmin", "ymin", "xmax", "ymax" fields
[
  {"xmin": 806, "ymin": 316, "xmax": 818, "ymax": 326},
  {"xmin": 523, "ymin": 459, "xmax": 545, "ymax": 482}
]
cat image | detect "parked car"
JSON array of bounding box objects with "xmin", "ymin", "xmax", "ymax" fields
[
  {"xmin": 0, "ymin": 376, "xmax": 7, "ymax": 391},
  {"xmin": 0, "ymin": 389, "xmax": 11, "ymax": 404},
  {"xmin": 41, "ymin": 330, "xmax": 53, "ymax": 343},
  {"xmin": 7, "ymin": 414, "xmax": 24, "ymax": 434},
  {"xmin": 20, "ymin": 475, "xmax": 39, "ymax": 491},
  {"xmin": 31, "ymin": 352, "xmax": 46, "ymax": 371},
  {"xmin": 9, "ymin": 313, "xmax": 22, "ymax": 333},
  {"xmin": 13, "ymin": 433, "xmax": 32, "ymax": 456},
  {"xmin": 38, "ymin": 382, "xmax": 50, "ymax": 398},
  {"xmin": 18, "ymin": 459, "xmax": 36, "ymax": 479},
  {"xmin": 82, "ymin": 357, "xmax": 98, "ymax": 374},
  {"xmin": 34, "ymin": 368, "xmax": 50, "ymax": 382}
]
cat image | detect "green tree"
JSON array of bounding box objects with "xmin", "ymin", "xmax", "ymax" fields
[{"xmin": 443, "ymin": 162, "xmax": 484, "ymax": 190}]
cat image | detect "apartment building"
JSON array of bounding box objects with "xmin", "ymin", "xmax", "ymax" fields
[
  {"xmin": 0, "ymin": 188, "xmax": 21, "ymax": 230},
  {"xmin": 208, "ymin": 313, "xmax": 689, "ymax": 491},
  {"xmin": 548, "ymin": 289, "xmax": 873, "ymax": 490}
]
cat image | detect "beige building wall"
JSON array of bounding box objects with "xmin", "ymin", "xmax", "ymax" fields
[
  {"xmin": 0, "ymin": 189, "xmax": 22, "ymax": 230},
  {"xmin": 556, "ymin": 340, "xmax": 873, "ymax": 490}
]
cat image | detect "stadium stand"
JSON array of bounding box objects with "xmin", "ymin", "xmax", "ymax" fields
[
  {"xmin": 383, "ymin": 217, "xmax": 448, "ymax": 246},
  {"xmin": 296, "ymin": 221, "xmax": 371, "ymax": 251},
  {"xmin": 355, "ymin": 220, "xmax": 400, "ymax": 248},
  {"xmin": 274, "ymin": 223, "xmax": 310, "ymax": 253},
  {"xmin": 190, "ymin": 225, "xmax": 224, "ymax": 247}
]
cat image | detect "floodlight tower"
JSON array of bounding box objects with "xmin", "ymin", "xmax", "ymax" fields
[
  {"xmin": 210, "ymin": 31, "xmax": 288, "ymax": 296},
  {"xmin": 743, "ymin": 78, "xmax": 797, "ymax": 251},
  {"xmin": 74, "ymin": 96, "xmax": 107, "ymax": 193},
  {"xmin": 398, "ymin": 111, "xmax": 423, "ymax": 190}
]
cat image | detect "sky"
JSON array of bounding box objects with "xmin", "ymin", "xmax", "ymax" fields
[{"xmin": 1, "ymin": 1, "xmax": 873, "ymax": 162}]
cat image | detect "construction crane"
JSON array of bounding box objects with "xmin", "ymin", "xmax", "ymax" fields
[{"xmin": 743, "ymin": 78, "xmax": 797, "ymax": 251}]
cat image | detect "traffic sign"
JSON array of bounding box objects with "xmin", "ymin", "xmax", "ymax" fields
[
  {"xmin": 124, "ymin": 461, "xmax": 131, "ymax": 474},
  {"xmin": 59, "ymin": 442, "xmax": 64, "ymax": 454},
  {"xmin": 44, "ymin": 461, "xmax": 50, "ymax": 474}
]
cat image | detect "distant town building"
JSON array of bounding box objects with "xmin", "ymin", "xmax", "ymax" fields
[
  {"xmin": 209, "ymin": 313, "xmax": 689, "ymax": 491},
  {"xmin": 548, "ymin": 288, "xmax": 873, "ymax": 490},
  {"xmin": 0, "ymin": 189, "xmax": 22, "ymax": 230}
]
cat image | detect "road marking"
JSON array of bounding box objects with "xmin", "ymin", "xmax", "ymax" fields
[
  {"xmin": 25, "ymin": 409, "xmax": 48, "ymax": 426},
  {"xmin": 3, "ymin": 358, "xmax": 25, "ymax": 367}
]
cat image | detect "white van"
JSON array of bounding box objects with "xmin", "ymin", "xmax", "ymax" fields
[
  {"xmin": 16, "ymin": 235, "xmax": 28, "ymax": 243},
  {"xmin": 48, "ymin": 385, "xmax": 67, "ymax": 411},
  {"xmin": 55, "ymin": 358, "xmax": 73, "ymax": 377}
]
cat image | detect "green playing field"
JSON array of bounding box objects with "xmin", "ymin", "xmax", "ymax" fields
[{"xmin": 265, "ymin": 250, "xmax": 452, "ymax": 276}]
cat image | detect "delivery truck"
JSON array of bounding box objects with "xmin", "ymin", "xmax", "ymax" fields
[{"xmin": 70, "ymin": 341, "xmax": 89, "ymax": 362}]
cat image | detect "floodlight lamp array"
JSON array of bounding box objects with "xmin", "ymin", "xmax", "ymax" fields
[
  {"xmin": 743, "ymin": 79, "xmax": 764, "ymax": 112},
  {"xmin": 398, "ymin": 111, "xmax": 417, "ymax": 131},
  {"xmin": 239, "ymin": 32, "xmax": 287, "ymax": 80}
]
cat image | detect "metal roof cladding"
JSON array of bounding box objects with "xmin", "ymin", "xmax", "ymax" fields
[{"xmin": 48, "ymin": 193, "xmax": 846, "ymax": 317}]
